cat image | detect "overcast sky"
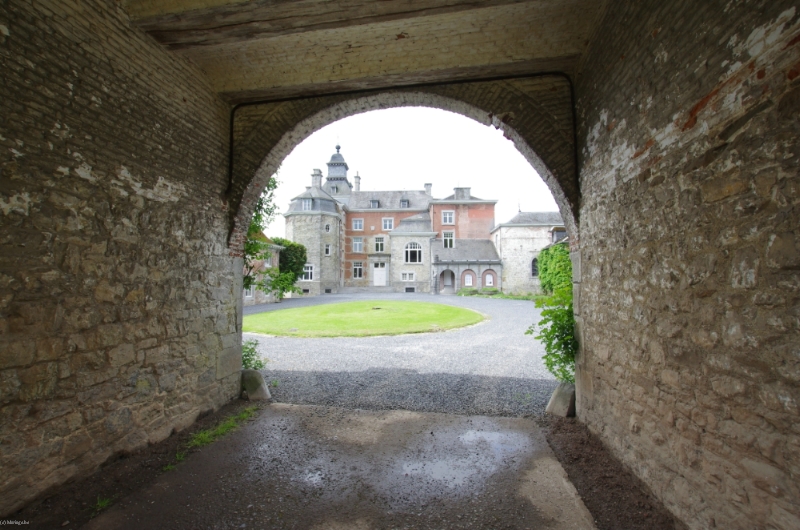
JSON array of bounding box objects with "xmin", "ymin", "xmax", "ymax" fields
[{"xmin": 263, "ymin": 107, "xmax": 559, "ymax": 238}]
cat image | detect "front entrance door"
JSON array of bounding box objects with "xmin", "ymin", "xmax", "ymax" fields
[{"xmin": 373, "ymin": 262, "xmax": 386, "ymax": 286}]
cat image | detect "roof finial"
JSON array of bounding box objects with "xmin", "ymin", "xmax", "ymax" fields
[
  {"xmin": 518, "ymin": 203, "xmax": 521, "ymax": 212},
  {"xmin": 336, "ymin": 143, "xmax": 340, "ymax": 153}
]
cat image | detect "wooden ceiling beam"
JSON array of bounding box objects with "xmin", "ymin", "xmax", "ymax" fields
[{"xmin": 126, "ymin": 0, "xmax": 533, "ymax": 49}]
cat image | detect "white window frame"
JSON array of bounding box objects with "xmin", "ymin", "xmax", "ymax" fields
[
  {"xmin": 324, "ymin": 244, "xmax": 331, "ymax": 256},
  {"xmin": 302, "ymin": 199, "xmax": 312, "ymax": 211},
  {"xmin": 353, "ymin": 262, "xmax": 363, "ymax": 278},
  {"xmin": 352, "ymin": 237, "xmax": 363, "ymax": 253},
  {"xmin": 375, "ymin": 237, "xmax": 384, "ymax": 252},
  {"xmin": 352, "ymin": 218, "xmax": 364, "ymax": 231},
  {"xmin": 382, "ymin": 218, "xmax": 394, "ymax": 230},
  {"xmin": 331, "ymin": 185, "xmax": 338, "ymax": 193},
  {"xmin": 244, "ymin": 286, "xmax": 254, "ymax": 298},
  {"xmin": 464, "ymin": 274, "xmax": 473, "ymax": 287},
  {"xmin": 443, "ymin": 231, "xmax": 454, "ymax": 248},
  {"xmin": 485, "ymin": 274, "xmax": 494, "ymax": 287},
  {"xmin": 370, "ymin": 200, "xmax": 380, "ymax": 208},
  {"xmin": 405, "ymin": 242, "xmax": 422, "ymax": 264},
  {"xmin": 442, "ymin": 210, "xmax": 455, "ymax": 225},
  {"xmin": 301, "ymin": 264, "xmax": 313, "ymax": 281},
  {"xmin": 402, "ymin": 272, "xmax": 415, "ymax": 281}
]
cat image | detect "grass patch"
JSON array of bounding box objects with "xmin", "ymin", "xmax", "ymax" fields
[
  {"xmin": 242, "ymin": 300, "xmax": 483, "ymax": 337},
  {"xmin": 162, "ymin": 464, "xmax": 175, "ymax": 472},
  {"xmin": 92, "ymin": 496, "xmax": 112, "ymax": 517},
  {"xmin": 186, "ymin": 406, "xmax": 258, "ymax": 449}
]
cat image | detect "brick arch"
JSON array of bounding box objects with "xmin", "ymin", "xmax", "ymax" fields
[
  {"xmin": 461, "ymin": 269, "xmax": 477, "ymax": 288},
  {"xmin": 228, "ymin": 80, "xmax": 579, "ymax": 256},
  {"xmin": 482, "ymin": 269, "xmax": 497, "ymax": 288}
]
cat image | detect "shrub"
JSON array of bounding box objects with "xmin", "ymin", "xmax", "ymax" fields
[
  {"xmin": 527, "ymin": 286, "xmax": 577, "ymax": 383},
  {"xmin": 538, "ymin": 242, "xmax": 571, "ymax": 294},
  {"xmin": 457, "ymin": 287, "xmax": 479, "ymax": 296},
  {"xmin": 242, "ymin": 339, "xmax": 266, "ymax": 370},
  {"xmin": 480, "ymin": 287, "xmax": 499, "ymax": 295}
]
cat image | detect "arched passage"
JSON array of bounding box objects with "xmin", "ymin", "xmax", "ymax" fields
[{"xmin": 226, "ymin": 79, "xmax": 580, "ymax": 257}]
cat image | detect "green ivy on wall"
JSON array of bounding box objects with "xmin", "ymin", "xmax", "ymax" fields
[{"xmin": 538, "ymin": 242, "xmax": 572, "ymax": 294}]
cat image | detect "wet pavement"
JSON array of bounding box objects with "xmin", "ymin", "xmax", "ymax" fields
[{"xmin": 86, "ymin": 404, "xmax": 595, "ymax": 529}]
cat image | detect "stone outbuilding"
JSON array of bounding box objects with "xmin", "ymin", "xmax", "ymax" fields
[
  {"xmin": 491, "ymin": 212, "xmax": 566, "ymax": 295},
  {"xmin": 432, "ymin": 239, "xmax": 502, "ymax": 294}
]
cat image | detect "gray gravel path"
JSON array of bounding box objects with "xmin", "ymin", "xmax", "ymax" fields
[{"xmin": 243, "ymin": 293, "xmax": 558, "ymax": 417}]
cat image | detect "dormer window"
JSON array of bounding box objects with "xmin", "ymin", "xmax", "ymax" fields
[
  {"xmin": 302, "ymin": 199, "xmax": 312, "ymax": 211},
  {"xmin": 400, "ymin": 200, "xmax": 409, "ymax": 208},
  {"xmin": 370, "ymin": 200, "xmax": 380, "ymax": 208},
  {"xmin": 331, "ymin": 185, "xmax": 338, "ymax": 193}
]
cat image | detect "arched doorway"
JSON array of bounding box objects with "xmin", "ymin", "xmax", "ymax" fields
[{"xmin": 439, "ymin": 269, "xmax": 456, "ymax": 294}]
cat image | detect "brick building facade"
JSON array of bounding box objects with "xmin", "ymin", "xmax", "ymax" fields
[{"xmin": 285, "ymin": 146, "xmax": 562, "ymax": 294}]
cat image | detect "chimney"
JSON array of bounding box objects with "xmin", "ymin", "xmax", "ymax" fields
[
  {"xmin": 424, "ymin": 183, "xmax": 432, "ymax": 196},
  {"xmin": 354, "ymin": 173, "xmax": 361, "ymax": 192},
  {"xmin": 454, "ymin": 187, "xmax": 470, "ymax": 200},
  {"xmin": 311, "ymin": 168, "xmax": 322, "ymax": 188}
]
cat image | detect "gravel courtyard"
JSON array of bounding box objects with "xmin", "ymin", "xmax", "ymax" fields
[{"xmin": 243, "ymin": 293, "xmax": 558, "ymax": 417}]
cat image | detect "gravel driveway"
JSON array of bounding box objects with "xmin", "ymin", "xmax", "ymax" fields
[{"xmin": 243, "ymin": 293, "xmax": 558, "ymax": 416}]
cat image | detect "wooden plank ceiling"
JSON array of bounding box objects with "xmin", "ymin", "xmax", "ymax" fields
[{"xmin": 123, "ymin": 0, "xmax": 605, "ymax": 102}]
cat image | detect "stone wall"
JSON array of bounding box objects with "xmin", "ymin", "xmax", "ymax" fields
[
  {"xmin": 0, "ymin": 0, "xmax": 237, "ymax": 516},
  {"xmin": 575, "ymin": 2, "xmax": 800, "ymax": 528}
]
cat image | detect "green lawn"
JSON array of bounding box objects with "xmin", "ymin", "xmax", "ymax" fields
[{"xmin": 243, "ymin": 300, "xmax": 484, "ymax": 337}]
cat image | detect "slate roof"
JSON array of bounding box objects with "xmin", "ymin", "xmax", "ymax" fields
[
  {"xmin": 391, "ymin": 212, "xmax": 433, "ymax": 233},
  {"xmin": 439, "ymin": 193, "xmax": 486, "ymax": 201},
  {"xmin": 433, "ymin": 239, "xmax": 501, "ymax": 262},
  {"xmin": 498, "ymin": 211, "xmax": 564, "ymax": 226},
  {"xmin": 346, "ymin": 190, "xmax": 431, "ymax": 211},
  {"xmin": 285, "ymin": 187, "xmax": 340, "ymax": 214}
]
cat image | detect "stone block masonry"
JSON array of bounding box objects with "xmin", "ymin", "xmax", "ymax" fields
[
  {"xmin": 575, "ymin": 1, "xmax": 800, "ymax": 528},
  {"xmin": 0, "ymin": 0, "xmax": 236, "ymax": 516}
]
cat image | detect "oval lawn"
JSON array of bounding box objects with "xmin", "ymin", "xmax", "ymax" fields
[{"xmin": 242, "ymin": 300, "xmax": 484, "ymax": 338}]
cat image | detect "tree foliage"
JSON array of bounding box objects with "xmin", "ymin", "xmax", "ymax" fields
[
  {"xmin": 538, "ymin": 242, "xmax": 572, "ymax": 294},
  {"xmin": 271, "ymin": 237, "xmax": 307, "ymax": 282},
  {"xmin": 243, "ymin": 176, "xmax": 280, "ymax": 291}
]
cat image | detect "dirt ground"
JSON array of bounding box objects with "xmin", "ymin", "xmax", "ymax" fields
[{"xmin": 11, "ymin": 400, "xmax": 685, "ymax": 529}]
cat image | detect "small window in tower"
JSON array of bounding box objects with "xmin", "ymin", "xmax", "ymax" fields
[
  {"xmin": 370, "ymin": 200, "xmax": 380, "ymax": 208},
  {"xmin": 325, "ymin": 244, "xmax": 331, "ymax": 256},
  {"xmin": 443, "ymin": 231, "xmax": 454, "ymax": 248},
  {"xmin": 302, "ymin": 199, "xmax": 312, "ymax": 211},
  {"xmin": 324, "ymin": 224, "xmax": 331, "ymax": 232},
  {"xmin": 400, "ymin": 200, "xmax": 409, "ymax": 208},
  {"xmin": 331, "ymin": 185, "xmax": 338, "ymax": 193}
]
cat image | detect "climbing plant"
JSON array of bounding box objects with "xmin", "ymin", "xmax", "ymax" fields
[
  {"xmin": 526, "ymin": 286, "xmax": 577, "ymax": 383},
  {"xmin": 527, "ymin": 241, "xmax": 577, "ymax": 383},
  {"xmin": 537, "ymin": 242, "xmax": 572, "ymax": 294}
]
